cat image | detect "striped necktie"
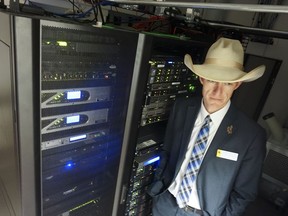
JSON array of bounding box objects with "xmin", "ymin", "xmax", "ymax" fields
[{"xmin": 176, "ymin": 115, "xmax": 211, "ymax": 208}]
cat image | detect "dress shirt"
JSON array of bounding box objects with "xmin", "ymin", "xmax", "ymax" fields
[{"xmin": 168, "ymin": 100, "xmax": 231, "ymax": 209}]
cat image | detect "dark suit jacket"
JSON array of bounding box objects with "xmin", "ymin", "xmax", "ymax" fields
[{"xmin": 148, "ymin": 97, "xmax": 266, "ymax": 216}]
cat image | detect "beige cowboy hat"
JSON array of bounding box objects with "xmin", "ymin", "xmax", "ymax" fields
[{"xmin": 184, "ymin": 37, "xmax": 265, "ymax": 83}]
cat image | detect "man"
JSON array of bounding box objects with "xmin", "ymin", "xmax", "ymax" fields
[{"xmin": 148, "ymin": 37, "xmax": 267, "ymax": 216}]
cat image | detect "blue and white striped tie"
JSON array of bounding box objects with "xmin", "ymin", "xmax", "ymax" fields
[{"xmin": 176, "ymin": 115, "xmax": 211, "ymax": 208}]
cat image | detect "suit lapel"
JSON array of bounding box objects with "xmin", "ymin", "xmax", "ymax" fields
[{"xmin": 174, "ymin": 100, "xmax": 200, "ymax": 175}]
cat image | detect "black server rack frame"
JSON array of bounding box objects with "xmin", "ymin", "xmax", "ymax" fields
[
  {"xmin": 0, "ymin": 11, "xmax": 141, "ymax": 216},
  {"xmin": 39, "ymin": 20, "xmax": 140, "ymax": 216},
  {"xmin": 117, "ymin": 33, "xmax": 211, "ymax": 216}
]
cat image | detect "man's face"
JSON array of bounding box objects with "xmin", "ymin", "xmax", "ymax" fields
[{"xmin": 200, "ymin": 77, "xmax": 242, "ymax": 113}]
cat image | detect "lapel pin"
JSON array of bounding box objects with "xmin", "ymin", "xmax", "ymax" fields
[{"xmin": 227, "ymin": 125, "xmax": 233, "ymax": 135}]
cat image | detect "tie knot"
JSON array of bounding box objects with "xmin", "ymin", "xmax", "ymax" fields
[{"xmin": 204, "ymin": 115, "xmax": 211, "ymax": 124}]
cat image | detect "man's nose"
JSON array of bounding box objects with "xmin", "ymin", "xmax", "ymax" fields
[{"xmin": 212, "ymin": 83, "xmax": 224, "ymax": 94}]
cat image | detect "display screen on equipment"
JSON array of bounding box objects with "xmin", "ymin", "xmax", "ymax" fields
[
  {"xmin": 66, "ymin": 115, "xmax": 80, "ymax": 124},
  {"xmin": 67, "ymin": 91, "xmax": 81, "ymax": 100},
  {"xmin": 69, "ymin": 134, "xmax": 87, "ymax": 142}
]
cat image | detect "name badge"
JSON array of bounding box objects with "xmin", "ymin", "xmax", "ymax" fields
[{"xmin": 216, "ymin": 149, "xmax": 238, "ymax": 161}]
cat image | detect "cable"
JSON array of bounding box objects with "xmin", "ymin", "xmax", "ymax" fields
[{"xmin": 91, "ymin": 0, "xmax": 98, "ymax": 22}]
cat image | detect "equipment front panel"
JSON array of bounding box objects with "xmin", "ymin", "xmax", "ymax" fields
[{"xmin": 40, "ymin": 22, "xmax": 137, "ymax": 216}]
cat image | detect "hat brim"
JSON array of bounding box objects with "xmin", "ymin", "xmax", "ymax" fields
[{"xmin": 184, "ymin": 54, "xmax": 265, "ymax": 83}]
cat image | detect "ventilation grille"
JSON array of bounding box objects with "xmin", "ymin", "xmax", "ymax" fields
[{"xmin": 263, "ymin": 149, "xmax": 288, "ymax": 186}]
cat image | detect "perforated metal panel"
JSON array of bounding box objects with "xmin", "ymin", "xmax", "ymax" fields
[
  {"xmin": 263, "ymin": 150, "xmax": 288, "ymax": 186},
  {"xmin": 263, "ymin": 142, "xmax": 288, "ymax": 188}
]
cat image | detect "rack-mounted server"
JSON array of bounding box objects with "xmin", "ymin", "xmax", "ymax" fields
[{"xmin": 39, "ymin": 22, "xmax": 139, "ymax": 216}]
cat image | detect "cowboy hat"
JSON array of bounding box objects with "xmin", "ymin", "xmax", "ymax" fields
[{"xmin": 184, "ymin": 37, "xmax": 265, "ymax": 82}]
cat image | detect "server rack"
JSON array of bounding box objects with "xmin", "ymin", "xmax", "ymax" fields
[
  {"xmin": 0, "ymin": 11, "xmax": 212, "ymax": 216},
  {"xmin": 115, "ymin": 34, "xmax": 211, "ymax": 216},
  {"xmin": 0, "ymin": 12, "xmax": 140, "ymax": 216}
]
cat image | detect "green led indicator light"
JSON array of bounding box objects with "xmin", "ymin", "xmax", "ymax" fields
[
  {"xmin": 189, "ymin": 85, "xmax": 196, "ymax": 92},
  {"xmin": 57, "ymin": 41, "xmax": 68, "ymax": 47}
]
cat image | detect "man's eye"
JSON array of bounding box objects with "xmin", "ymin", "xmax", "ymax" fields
[
  {"xmin": 207, "ymin": 80, "xmax": 216, "ymax": 83},
  {"xmin": 224, "ymin": 83, "xmax": 233, "ymax": 86}
]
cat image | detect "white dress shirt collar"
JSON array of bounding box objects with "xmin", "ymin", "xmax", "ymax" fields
[{"xmin": 199, "ymin": 99, "xmax": 231, "ymax": 128}]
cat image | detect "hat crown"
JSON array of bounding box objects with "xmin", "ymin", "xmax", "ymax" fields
[
  {"xmin": 206, "ymin": 38, "xmax": 244, "ymax": 66},
  {"xmin": 183, "ymin": 37, "xmax": 265, "ymax": 83}
]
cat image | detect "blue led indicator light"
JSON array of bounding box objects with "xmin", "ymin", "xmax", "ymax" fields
[
  {"xmin": 65, "ymin": 162, "xmax": 74, "ymax": 169},
  {"xmin": 143, "ymin": 156, "xmax": 160, "ymax": 166}
]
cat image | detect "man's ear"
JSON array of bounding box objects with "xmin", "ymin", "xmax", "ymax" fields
[
  {"xmin": 234, "ymin": 82, "xmax": 242, "ymax": 90},
  {"xmin": 199, "ymin": 77, "xmax": 204, "ymax": 85}
]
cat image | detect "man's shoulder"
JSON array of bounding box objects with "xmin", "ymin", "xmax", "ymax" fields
[{"xmin": 232, "ymin": 106, "xmax": 266, "ymax": 136}]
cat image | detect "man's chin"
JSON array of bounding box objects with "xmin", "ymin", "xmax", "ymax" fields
[{"xmin": 206, "ymin": 103, "xmax": 225, "ymax": 113}]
